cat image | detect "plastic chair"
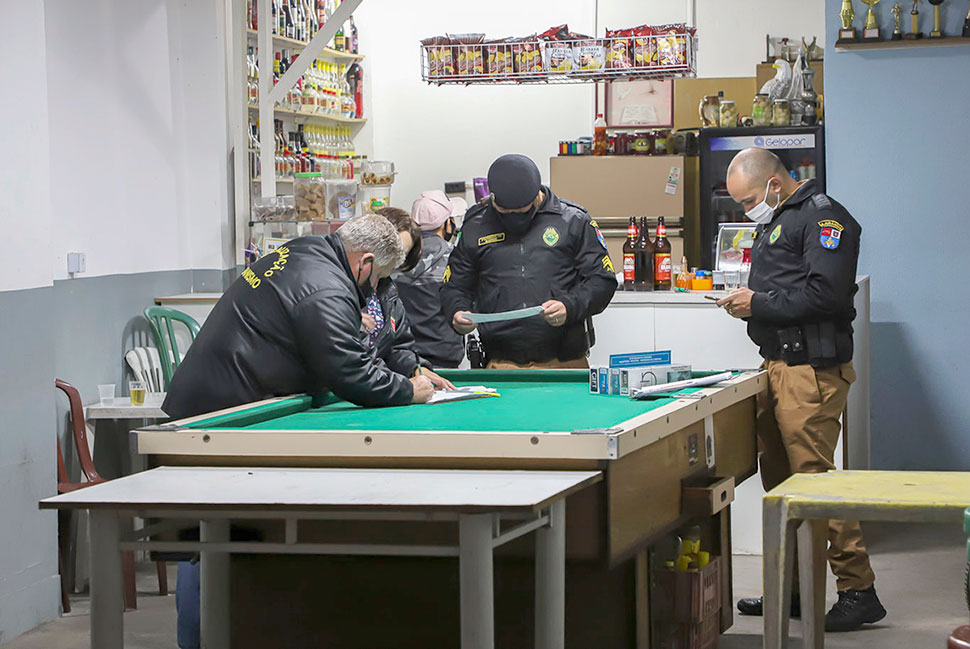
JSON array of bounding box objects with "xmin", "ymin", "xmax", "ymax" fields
[
  {"xmin": 54, "ymin": 379, "xmax": 168, "ymax": 612},
  {"xmin": 125, "ymin": 347, "xmax": 164, "ymax": 393},
  {"xmin": 143, "ymin": 306, "xmax": 201, "ymax": 389}
]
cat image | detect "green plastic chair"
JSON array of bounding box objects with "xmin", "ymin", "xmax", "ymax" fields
[{"xmin": 143, "ymin": 306, "xmax": 201, "ymax": 389}]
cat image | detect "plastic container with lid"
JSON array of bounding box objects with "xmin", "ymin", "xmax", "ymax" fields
[
  {"xmin": 294, "ymin": 172, "xmax": 327, "ymax": 221},
  {"xmin": 361, "ymin": 160, "xmax": 395, "ymax": 186},
  {"xmin": 252, "ymin": 195, "xmax": 296, "ymax": 222},
  {"xmin": 325, "ymin": 179, "xmax": 358, "ymax": 220},
  {"xmin": 358, "ymin": 184, "xmax": 392, "ymax": 213}
]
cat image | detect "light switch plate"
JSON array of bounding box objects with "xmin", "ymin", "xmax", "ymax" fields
[{"xmin": 67, "ymin": 252, "xmax": 86, "ymax": 274}]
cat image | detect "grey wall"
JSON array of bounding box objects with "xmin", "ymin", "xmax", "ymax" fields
[
  {"xmin": 0, "ymin": 267, "xmax": 236, "ymax": 643},
  {"xmin": 0, "ymin": 287, "xmax": 58, "ymax": 643},
  {"xmin": 825, "ymin": 3, "xmax": 970, "ymax": 469}
]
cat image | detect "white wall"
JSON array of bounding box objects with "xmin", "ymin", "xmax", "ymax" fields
[
  {"xmin": 0, "ymin": 2, "xmax": 54, "ymax": 293},
  {"xmin": 357, "ymin": 0, "xmax": 824, "ymax": 209},
  {"xmin": 44, "ymin": 0, "xmax": 234, "ymax": 281}
]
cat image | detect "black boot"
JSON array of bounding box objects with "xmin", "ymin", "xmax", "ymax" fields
[
  {"xmin": 825, "ymin": 586, "xmax": 886, "ymax": 632},
  {"xmin": 737, "ymin": 593, "xmax": 801, "ymax": 618}
]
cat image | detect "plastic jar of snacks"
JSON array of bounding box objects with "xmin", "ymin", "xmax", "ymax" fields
[
  {"xmin": 772, "ymin": 99, "xmax": 791, "ymax": 127},
  {"xmin": 752, "ymin": 94, "xmax": 772, "ymax": 127},
  {"xmin": 294, "ymin": 173, "xmax": 327, "ymax": 221},
  {"xmin": 325, "ymin": 179, "xmax": 358, "ymax": 221},
  {"xmin": 361, "ymin": 160, "xmax": 395, "ymax": 186},
  {"xmin": 718, "ymin": 100, "xmax": 737, "ymax": 128}
]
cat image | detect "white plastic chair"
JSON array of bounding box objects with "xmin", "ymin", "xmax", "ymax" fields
[{"xmin": 125, "ymin": 347, "xmax": 164, "ymax": 393}]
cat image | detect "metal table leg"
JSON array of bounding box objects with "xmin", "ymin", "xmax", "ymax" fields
[
  {"xmin": 459, "ymin": 513, "xmax": 495, "ymax": 649},
  {"xmin": 763, "ymin": 498, "xmax": 796, "ymax": 649},
  {"xmin": 89, "ymin": 510, "xmax": 124, "ymax": 649},
  {"xmin": 535, "ymin": 500, "xmax": 565, "ymax": 649},
  {"xmin": 797, "ymin": 519, "xmax": 827, "ymax": 649},
  {"xmin": 201, "ymin": 520, "xmax": 230, "ymax": 649}
]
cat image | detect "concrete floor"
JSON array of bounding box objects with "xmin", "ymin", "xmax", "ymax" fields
[{"xmin": 4, "ymin": 523, "xmax": 967, "ymax": 648}]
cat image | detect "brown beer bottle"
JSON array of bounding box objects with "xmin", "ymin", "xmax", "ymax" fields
[
  {"xmin": 622, "ymin": 217, "xmax": 637, "ymax": 291},
  {"xmin": 635, "ymin": 216, "xmax": 654, "ymax": 291},
  {"xmin": 653, "ymin": 216, "xmax": 672, "ymax": 290}
]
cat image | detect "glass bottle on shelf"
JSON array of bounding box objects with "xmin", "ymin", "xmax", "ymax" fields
[
  {"xmin": 334, "ymin": 21, "xmax": 345, "ymax": 52},
  {"xmin": 349, "ymin": 16, "xmax": 358, "ymax": 54}
]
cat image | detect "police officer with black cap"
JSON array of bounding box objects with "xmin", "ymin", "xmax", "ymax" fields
[
  {"xmin": 440, "ymin": 153, "xmax": 617, "ymax": 369},
  {"xmin": 717, "ymin": 147, "xmax": 886, "ymax": 632}
]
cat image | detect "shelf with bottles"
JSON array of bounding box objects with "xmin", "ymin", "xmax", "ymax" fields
[
  {"xmin": 246, "ymin": 29, "xmax": 364, "ymax": 61},
  {"xmin": 247, "ymin": 104, "xmax": 365, "ymax": 125},
  {"xmin": 245, "ymin": 0, "xmax": 361, "ymax": 56},
  {"xmin": 247, "ymin": 117, "xmax": 358, "ymax": 184}
]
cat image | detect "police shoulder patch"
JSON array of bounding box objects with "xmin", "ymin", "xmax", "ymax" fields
[
  {"xmin": 819, "ymin": 227, "xmax": 842, "ymax": 250},
  {"xmin": 591, "ymin": 222, "xmax": 608, "ymax": 250},
  {"xmin": 817, "ymin": 219, "xmax": 844, "ymax": 232},
  {"xmin": 602, "ymin": 255, "xmax": 615, "ymax": 273},
  {"xmin": 769, "ymin": 224, "xmax": 782, "ymax": 245},
  {"xmin": 543, "ymin": 227, "xmax": 560, "ymax": 247},
  {"xmin": 812, "ymin": 194, "xmax": 833, "ymax": 211}
]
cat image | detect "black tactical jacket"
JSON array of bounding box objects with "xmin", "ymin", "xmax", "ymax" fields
[
  {"xmin": 162, "ymin": 235, "xmax": 413, "ymax": 419},
  {"xmin": 440, "ymin": 187, "xmax": 617, "ymax": 364},
  {"xmin": 747, "ymin": 179, "xmax": 861, "ymax": 365}
]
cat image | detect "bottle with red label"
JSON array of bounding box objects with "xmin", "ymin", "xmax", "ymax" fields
[
  {"xmin": 635, "ymin": 216, "xmax": 654, "ymax": 291},
  {"xmin": 653, "ymin": 216, "xmax": 672, "ymax": 290},
  {"xmin": 622, "ymin": 217, "xmax": 638, "ymax": 290}
]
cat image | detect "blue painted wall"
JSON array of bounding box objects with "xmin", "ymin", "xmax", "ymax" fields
[{"xmin": 825, "ymin": 1, "xmax": 970, "ymax": 469}]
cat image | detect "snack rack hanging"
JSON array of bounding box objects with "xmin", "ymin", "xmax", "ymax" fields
[{"xmin": 421, "ymin": 32, "xmax": 697, "ymax": 86}]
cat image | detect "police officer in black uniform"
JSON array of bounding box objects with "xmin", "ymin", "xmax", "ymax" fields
[
  {"xmin": 162, "ymin": 214, "xmax": 435, "ymax": 421},
  {"xmin": 717, "ymin": 148, "xmax": 886, "ymax": 632},
  {"xmin": 440, "ymin": 154, "xmax": 617, "ymax": 369}
]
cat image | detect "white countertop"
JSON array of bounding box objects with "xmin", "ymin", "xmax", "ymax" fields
[
  {"xmin": 610, "ymin": 289, "xmax": 725, "ymax": 305},
  {"xmin": 86, "ymin": 394, "xmax": 167, "ymax": 420}
]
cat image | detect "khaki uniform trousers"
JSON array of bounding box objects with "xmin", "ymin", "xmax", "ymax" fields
[
  {"xmin": 758, "ymin": 359, "xmax": 876, "ymax": 592},
  {"xmin": 486, "ymin": 358, "xmax": 589, "ymax": 370}
]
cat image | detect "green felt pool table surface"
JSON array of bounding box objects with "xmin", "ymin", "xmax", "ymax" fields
[{"xmin": 184, "ymin": 370, "xmax": 713, "ymax": 434}]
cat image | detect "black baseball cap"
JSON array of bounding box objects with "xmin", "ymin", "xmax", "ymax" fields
[{"xmin": 487, "ymin": 154, "xmax": 541, "ymax": 210}]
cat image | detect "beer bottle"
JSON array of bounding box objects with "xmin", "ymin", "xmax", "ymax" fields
[
  {"xmin": 653, "ymin": 217, "xmax": 672, "ymax": 290},
  {"xmin": 622, "ymin": 217, "xmax": 637, "ymax": 291},
  {"xmin": 635, "ymin": 216, "xmax": 654, "ymax": 291}
]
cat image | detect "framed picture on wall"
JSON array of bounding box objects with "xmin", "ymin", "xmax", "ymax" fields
[{"xmin": 604, "ymin": 79, "xmax": 674, "ymax": 129}]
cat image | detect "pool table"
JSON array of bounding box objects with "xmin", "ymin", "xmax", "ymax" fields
[{"xmin": 137, "ymin": 369, "xmax": 764, "ymax": 648}]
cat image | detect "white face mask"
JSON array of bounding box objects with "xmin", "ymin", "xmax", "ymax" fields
[{"xmin": 745, "ymin": 180, "xmax": 781, "ymax": 225}]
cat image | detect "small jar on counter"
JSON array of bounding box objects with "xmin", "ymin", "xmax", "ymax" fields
[
  {"xmin": 633, "ymin": 132, "xmax": 652, "ymax": 155},
  {"xmin": 614, "ymin": 132, "xmax": 631, "ymax": 155},
  {"xmin": 752, "ymin": 94, "xmax": 772, "ymax": 127},
  {"xmin": 772, "ymin": 99, "xmax": 791, "ymax": 127},
  {"xmin": 653, "ymin": 129, "xmax": 669, "ymax": 155},
  {"xmin": 718, "ymin": 100, "xmax": 737, "ymax": 128}
]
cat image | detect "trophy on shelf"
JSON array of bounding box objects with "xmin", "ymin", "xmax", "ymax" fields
[
  {"xmin": 964, "ymin": 0, "xmax": 970, "ymax": 36},
  {"xmin": 905, "ymin": 0, "xmax": 924, "ymax": 38},
  {"xmin": 928, "ymin": 0, "xmax": 945, "ymax": 37},
  {"xmin": 892, "ymin": 2, "xmax": 905, "ymax": 38},
  {"xmin": 838, "ymin": 0, "xmax": 859, "ymax": 42},
  {"xmin": 862, "ymin": 0, "xmax": 883, "ymax": 39}
]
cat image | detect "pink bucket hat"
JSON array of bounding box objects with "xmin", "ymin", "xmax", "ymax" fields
[{"xmin": 412, "ymin": 190, "xmax": 467, "ymax": 231}]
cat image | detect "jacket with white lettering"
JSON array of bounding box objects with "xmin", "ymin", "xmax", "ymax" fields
[
  {"xmin": 747, "ymin": 179, "xmax": 861, "ymax": 362},
  {"xmin": 439, "ymin": 187, "xmax": 618, "ymax": 364},
  {"xmin": 162, "ymin": 235, "xmax": 414, "ymax": 420}
]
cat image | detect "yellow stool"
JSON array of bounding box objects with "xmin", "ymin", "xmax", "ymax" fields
[{"xmin": 763, "ymin": 470, "xmax": 970, "ymax": 649}]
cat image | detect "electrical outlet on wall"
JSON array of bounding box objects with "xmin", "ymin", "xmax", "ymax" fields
[{"xmin": 67, "ymin": 252, "xmax": 86, "ymax": 275}]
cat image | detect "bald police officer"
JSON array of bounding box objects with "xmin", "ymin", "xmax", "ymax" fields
[
  {"xmin": 440, "ymin": 154, "xmax": 617, "ymax": 369},
  {"xmin": 717, "ymin": 148, "xmax": 885, "ymax": 632}
]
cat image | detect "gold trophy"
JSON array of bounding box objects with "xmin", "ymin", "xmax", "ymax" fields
[
  {"xmin": 928, "ymin": 0, "xmax": 945, "ymax": 37},
  {"xmin": 838, "ymin": 0, "xmax": 860, "ymax": 42},
  {"xmin": 892, "ymin": 2, "xmax": 905, "ymax": 38},
  {"xmin": 905, "ymin": 0, "xmax": 924, "ymax": 38},
  {"xmin": 862, "ymin": 0, "xmax": 883, "ymax": 39}
]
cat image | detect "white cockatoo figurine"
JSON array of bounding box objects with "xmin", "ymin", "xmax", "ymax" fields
[{"xmin": 759, "ymin": 58, "xmax": 792, "ymax": 102}]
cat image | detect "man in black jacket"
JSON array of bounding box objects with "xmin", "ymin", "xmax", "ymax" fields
[
  {"xmin": 717, "ymin": 147, "xmax": 884, "ymax": 632},
  {"xmin": 162, "ymin": 214, "xmax": 434, "ymax": 420},
  {"xmin": 440, "ymin": 154, "xmax": 617, "ymax": 368}
]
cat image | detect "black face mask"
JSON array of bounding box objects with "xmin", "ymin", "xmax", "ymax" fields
[
  {"xmin": 495, "ymin": 203, "xmax": 538, "ymax": 235},
  {"xmin": 357, "ymin": 261, "xmax": 375, "ymax": 296},
  {"xmin": 442, "ymin": 218, "xmax": 456, "ymax": 243}
]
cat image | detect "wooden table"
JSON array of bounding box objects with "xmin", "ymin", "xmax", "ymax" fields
[
  {"xmin": 40, "ymin": 466, "xmax": 601, "ymax": 649},
  {"xmin": 763, "ymin": 471, "xmax": 970, "ymax": 649}
]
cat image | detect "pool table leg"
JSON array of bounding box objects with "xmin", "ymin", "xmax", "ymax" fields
[
  {"xmin": 535, "ymin": 500, "xmax": 566, "ymax": 649},
  {"xmin": 201, "ymin": 519, "xmax": 230, "ymax": 649},
  {"xmin": 459, "ymin": 513, "xmax": 495, "ymax": 649},
  {"xmin": 89, "ymin": 510, "xmax": 124, "ymax": 649}
]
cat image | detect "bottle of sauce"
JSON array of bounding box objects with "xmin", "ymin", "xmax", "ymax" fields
[
  {"xmin": 622, "ymin": 217, "xmax": 638, "ymax": 291},
  {"xmin": 635, "ymin": 216, "xmax": 654, "ymax": 291},
  {"xmin": 653, "ymin": 217, "xmax": 672, "ymax": 290},
  {"xmin": 593, "ymin": 113, "xmax": 608, "ymax": 156}
]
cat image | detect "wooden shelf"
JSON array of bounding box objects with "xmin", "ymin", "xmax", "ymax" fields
[
  {"xmin": 835, "ymin": 35, "xmax": 970, "ymax": 52},
  {"xmin": 248, "ymin": 104, "xmax": 366, "ymax": 125},
  {"xmin": 246, "ymin": 29, "xmax": 365, "ymax": 61}
]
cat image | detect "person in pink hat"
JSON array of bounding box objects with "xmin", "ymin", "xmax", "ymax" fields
[{"xmin": 393, "ymin": 190, "xmax": 467, "ymax": 368}]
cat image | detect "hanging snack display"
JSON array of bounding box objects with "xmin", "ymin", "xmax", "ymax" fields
[{"xmin": 420, "ymin": 22, "xmax": 697, "ymax": 85}]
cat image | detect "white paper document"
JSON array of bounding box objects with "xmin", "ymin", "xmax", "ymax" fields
[
  {"xmin": 426, "ymin": 386, "xmax": 500, "ymax": 405},
  {"xmin": 630, "ymin": 372, "xmax": 734, "ymax": 399},
  {"xmin": 466, "ymin": 306, "xmax": 544, "ymax": 324}
]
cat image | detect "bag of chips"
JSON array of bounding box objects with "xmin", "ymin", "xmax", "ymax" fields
[
  {"xmin": 485, "ymin": 38, "xmax": 512, "ymax": 76},
  {"xmin": 421, "ymin": 36, "xmax": 454, "ymax": 78},
  {"xmin": 448, "ymin": 33, "xmax": 485, "ymax": 76},
  {"xmin": 572, "ymin": 38, "xmax": 606, "ymax": 74},
  {"xmin": 540, "ymin": 24, "xmax": 573, "ymax": 73},
  {"xmin": 632, "ymin": 25, "xmax": 657, "ymax": 68},
  {"xmin": 654, "ymin": 23, "xmax": 695, "ymax": 67},
  {"xmin": 512, "ymin": 35, "xmax": 543, "ymax": 79},
  {"xmin": 605, "ymin": 28, "xmax": 634, "ymax": 70}
]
